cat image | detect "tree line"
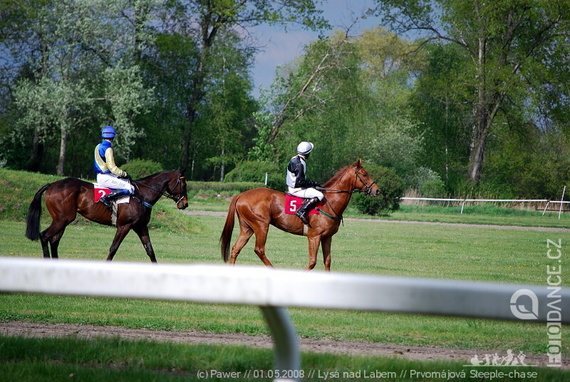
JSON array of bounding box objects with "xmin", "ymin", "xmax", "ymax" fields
[{"xmin": 1, "ymin": 0, "xmax": 569, "ymax": 199}]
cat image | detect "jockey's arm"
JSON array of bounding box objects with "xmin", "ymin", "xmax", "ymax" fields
[{"xmin": 104, "ymin": 147, "xmax": 128, "ymax": 177}]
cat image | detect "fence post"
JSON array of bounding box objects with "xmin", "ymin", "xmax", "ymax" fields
[
  {"xmin": 558, "ymin": 186, "xmax": 566, "ymax": 220},
  {"xmin": 260, "ymin": 306, "xmax": 300, "ymax": 382}
]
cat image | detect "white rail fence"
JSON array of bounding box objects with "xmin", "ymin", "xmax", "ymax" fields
[
  {"xmin": 401, "ymin": 197, "xmax": 570, "ymax": 216},
  {"xmin": 0, "ymin": 257, "xmax": 568, "ymax": 381}
]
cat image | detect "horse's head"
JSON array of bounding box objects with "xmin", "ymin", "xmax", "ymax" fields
[
  {"xmin": 167, "ymin": 168, "xmax": 189, "ymax": 209},
  {"xmin": 353, "ymin": 159, "xmax": 380, "ymax": 196}
]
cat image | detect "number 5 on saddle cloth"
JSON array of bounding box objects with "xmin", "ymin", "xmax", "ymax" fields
[{"xmin": 284, "ymin": 194, "xmax": 323, "ymax": 216}]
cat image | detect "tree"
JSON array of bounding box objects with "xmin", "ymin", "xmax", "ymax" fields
[
  {"xmin": 156, "ymin": 0, "xmax": 329, "ymax": 172},
  {"xmin": 371, "ymin": 0, "xmax": 570, "ymax": 184},
  {"xmin": 262, "ymin": 27, "xmax": 424, "ymax": 181},
  {"xmin": 409, "ymin": 42, "xmax": 472, "ymax": 190},
  {"xmin": 6, "ymin": 0, "xmax": 155, "ymax": 175}
]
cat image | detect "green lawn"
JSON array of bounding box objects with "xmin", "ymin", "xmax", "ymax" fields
[
  {"xmin": 1, "ymin": 167, "xmax": 568, "ymax": 380},
  {"xmin": 1, "ymin": 214, "xmax": 567, "ymax": 356}
]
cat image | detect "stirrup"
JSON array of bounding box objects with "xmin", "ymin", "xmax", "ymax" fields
[
  {"xmin": 296, "ymin": 210, "xmax": 309, "ymax": 224},
  {"xmin": 99, "ymin": 195, "xmax": 113, "ymax": 209}
]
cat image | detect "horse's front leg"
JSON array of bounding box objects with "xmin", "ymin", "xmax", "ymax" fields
[
  {"xmin": 107, "ymin": 225, "xmax": 132, "ymax": 261},
  {"xmin": 305, "ymin": 235, "xmax": 322, "ymax": 270},
  {"xmin": 321, "ymin": 236, "xmax": 332, "ymax": 271},
  {"xmin": 133, "ymin": 224, "xmax": 157, "ymax": 263}
]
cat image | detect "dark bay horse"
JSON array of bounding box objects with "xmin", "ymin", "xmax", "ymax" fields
[
  {"xmin": 25, "ymin": 169, "xmax": 188, "ymax": 262},
  {"xmin": 220, "ymin": 159, "xmax": 380, "ymax": 271}
]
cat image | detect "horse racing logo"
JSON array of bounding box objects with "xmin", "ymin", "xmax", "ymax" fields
[{"xmin": 466, "ymin": 350, "xmax": 535, "ymax": 367}]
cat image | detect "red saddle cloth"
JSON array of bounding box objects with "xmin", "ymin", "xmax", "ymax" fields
[
  {"xmin": 93, "ymin": 186, "xmax": 112, "ymax": 202},
  {"xmin": 284, "ymin": 194, "xmax": 323, "ymax": 215}
]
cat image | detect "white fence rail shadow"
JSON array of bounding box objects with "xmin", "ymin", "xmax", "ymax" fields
[{"xmin": 0, "ymin": 257, "xmax": 568, "ymax": 381}]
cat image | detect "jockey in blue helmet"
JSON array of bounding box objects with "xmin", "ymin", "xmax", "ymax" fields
[
  {"xmin": 286, "ymin": 141, "xmax": 323, "ymax": 224},
  {"xmin": 94, "ymin": 126, "xmax": 133, "ymax": 208}
]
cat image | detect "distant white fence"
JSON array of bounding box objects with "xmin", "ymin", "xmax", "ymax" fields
[
  {"xmin": 401, "ymin": 197, "xmax": 570, "ymax": 215},
  {"xmin": 0, "ymin": 257, "xmax": 568, "ymax": 381}
]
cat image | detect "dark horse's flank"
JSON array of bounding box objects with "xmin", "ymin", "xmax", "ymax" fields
[
  {"xmin": 25, "ymin": 169, "xmax": 188, "ymax": 262},
  {"xmin": 220, "ymin": 159, "xmax": 380, "ymax": 271}
]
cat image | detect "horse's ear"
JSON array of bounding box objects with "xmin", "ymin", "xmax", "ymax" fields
[
  {"xmin": 354, "ymin": 159, "xmax": 363, "ymax": 168},
  {"xmin": 178, "ymin": 167, "xmax": 187, "ymax": 176}
]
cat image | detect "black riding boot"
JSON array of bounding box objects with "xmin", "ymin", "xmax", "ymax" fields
[
  {"xmin": 296, "ymin": 197, "xmax": 319, "ymax": 225},
  {"xmin": 99, "ymin": 189, "xmax": 131, "ymax": 209}
]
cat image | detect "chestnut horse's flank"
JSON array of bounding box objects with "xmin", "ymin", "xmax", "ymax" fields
[
  {"xmin": 220, "ymin": 159, "xmax": 380, "ymax": 271},
  {"xmin": 25, "ymin": 169, "xmax": 188, "ymax": 262}
]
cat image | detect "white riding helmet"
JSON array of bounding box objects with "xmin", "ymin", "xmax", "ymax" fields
[{"xmin": 296, "ymin": 141, "xmax": 314, "ymax": 156}]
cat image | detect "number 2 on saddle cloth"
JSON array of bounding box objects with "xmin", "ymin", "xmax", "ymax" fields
[{"xmin": 93, "ymin": 186, "xmax": 112, "ymax": 202}]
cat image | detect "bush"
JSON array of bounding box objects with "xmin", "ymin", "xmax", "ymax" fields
[
  {"xmin": 122, "ymin": 159, "xmax": 164, "ymax": 179},
  {"xmin": 224, "ymin": 160, "xmax": 284, "ymax": 191},
  {"xmin": 421, "ymin": 179, "xmax": 446, "ymax": 197},
  {"xmin": 350, "ymin": 165, "xmax": 404, "ymax": 215}
]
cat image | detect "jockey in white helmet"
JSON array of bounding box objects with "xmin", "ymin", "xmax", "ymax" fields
[{"xmin": 286, "ymin": 141, "xmax": 324, "ymax": 224}]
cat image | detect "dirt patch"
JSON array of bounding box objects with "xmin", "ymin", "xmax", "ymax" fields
[{"xmin": 0, "ymin": 321, "xmax": 564, "ymax": 368}]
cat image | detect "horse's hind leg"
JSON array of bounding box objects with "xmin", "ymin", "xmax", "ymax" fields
[
  {"xmin": 48, "ymin": 230, "xmax": 67, "ymax": 259},
  {"xmin": 253, "ymin": 229, "xmax": 273, "ymax": 267},
  {"xmin": 41, "ymin": 220, "xmax": 72, "ymax": 259},
  {"xmin": 39, "ymin": 232, "xmax": 50, "ymax": 258},
  {"xmin": 229, "ymin": 225, "xmax": 253, "ymax": 265}
]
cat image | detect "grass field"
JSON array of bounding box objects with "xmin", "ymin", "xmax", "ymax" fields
[{"xmin": 1, "ymin": 168, "xmax": 569, "ymax": 380}]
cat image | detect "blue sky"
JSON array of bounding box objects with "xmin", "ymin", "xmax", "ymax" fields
[{"xmin": 250, "ymin": 0, "xmax": 378, "ymax": 96}]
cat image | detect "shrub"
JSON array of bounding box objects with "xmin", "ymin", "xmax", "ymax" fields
[
  {"xmin": 224, "ymin": 161, "xmax": 284, "ymax": 191},
  {"xmin": 421, "ymin": 179, "xmax": 446, "ymax": 197},
  {"xmin": 122, "ymin": 159, "xmax": 164, "ymax": 179},
  {"xmin": 350, "ymin": 165, "xmax": 404, "ymax": 215}
]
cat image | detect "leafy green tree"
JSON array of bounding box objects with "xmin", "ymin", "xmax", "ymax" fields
[
  {"xmin": 409, "ymin": 42, "xmax": 472, "ymax": 191},
  {"xmin": 161, "ymin": 0, "xmax": 329, "ymax": 173},
  {"xmin": 5, "ymin": 0, "xmax": 155, "ymax": 175},
  {"xmin": 264, "ymin": 27, "xmax": 424, "ymax": 183},
  {"xmin": 371, "ymin": 0, "xmax": 570, "ymax": 185}
]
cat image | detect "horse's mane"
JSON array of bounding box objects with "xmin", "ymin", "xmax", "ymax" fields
[
  {"xmin": 323, "ymin": 165, "xmax": 352, "ymax": 188},
  {"xmin": 137, "ymin": 170, "xmax": 174, "ymax": 182}
]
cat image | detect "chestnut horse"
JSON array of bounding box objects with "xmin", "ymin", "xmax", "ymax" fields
[
  {"xmin": 220, "ymin": 159, "xmax": 380, "ymax": 271},
  {"xmin": 25, "ymin": 169, "xmax": 188, "ymax": 262}
]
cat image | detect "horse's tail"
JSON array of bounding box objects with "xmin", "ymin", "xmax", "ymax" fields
[
  {"xmin": 220, "ymin": 195, "xmax": 239, "ymax": 263},
  {"xmin": 25, "ymin": 183, "xmax": 50, "ymax": 241}
]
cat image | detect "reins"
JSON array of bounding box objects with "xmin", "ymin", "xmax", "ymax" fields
[
  {"xmin": 314, "ymin": 168, "xmax": 376, "ymax": 222},
  {"xmin": 130, "ymin": 175, "xmax": 185, "ymax": 209},
  {"xmin": 317, "ymin": 168, "xmax": 377, "ymax": 196}
]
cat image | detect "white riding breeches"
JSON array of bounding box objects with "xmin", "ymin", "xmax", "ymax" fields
[
  {"xmin": 97, "ymin": 173, "xmax": 134, "ymax": 193},
  {"xmin": 288, "ymin": 187, "xmax": 324, "ymax": 201}
]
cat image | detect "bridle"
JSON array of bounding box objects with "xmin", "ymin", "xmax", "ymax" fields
[
  {"xmin": 315, "ymin": 167, "xmax": 377, "ymax": 221},
  {"xmin": 318, "ymin": 167, "xmax": 377, "ymax": 196},
  {"xmin": 131, "ymin": 174, "xmax": 186, "ymax": 208},
  {"xmin": 354, "ymin": 168, "xmax": 377, "ymax": 196}
]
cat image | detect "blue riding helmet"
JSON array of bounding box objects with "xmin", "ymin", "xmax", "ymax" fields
[{"xmin": 101, "ymin": 126, "xmax": 116, "ymax": 139}]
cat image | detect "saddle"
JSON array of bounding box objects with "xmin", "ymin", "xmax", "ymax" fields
[
  {"xmin": 284, "ymin": 194, "xmax": 323, "ymax": 216},
  {"xmin": 93, "ymin": 184, "xmax": 130, "ymax": 226},
  {"xmin": 93, "ymin": 184, "xmax": 130, "ymax": 204}
]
